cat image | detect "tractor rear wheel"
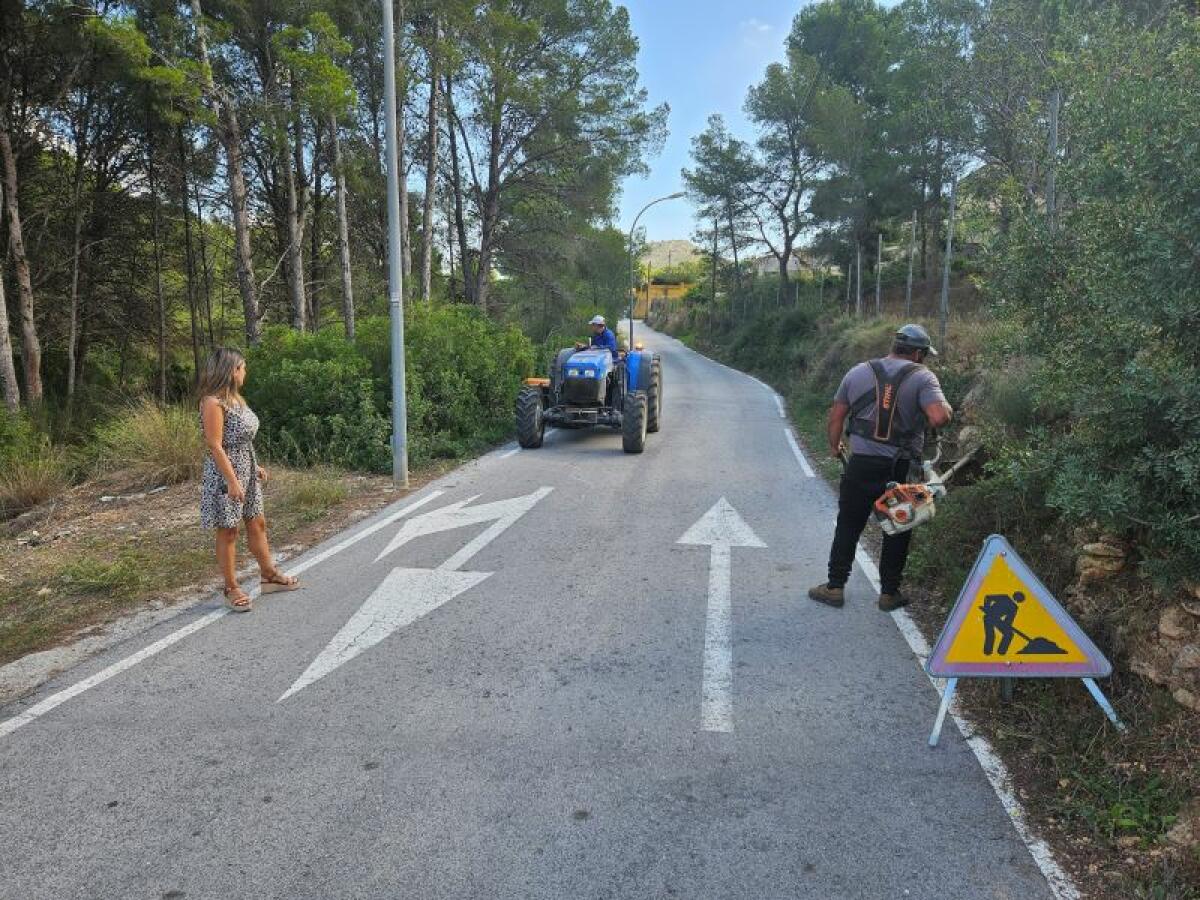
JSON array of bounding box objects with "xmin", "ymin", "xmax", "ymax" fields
[
  {"xmin": 622, "ymin": 390, "xmax": 648, "ymax": 454},
  {"xmin": 516, "ymin": 386, "xmax": 545, "ymax": 448},
  {"xmin": 646, "ymin": 357, "xmax": 662, "ymax": 433}
]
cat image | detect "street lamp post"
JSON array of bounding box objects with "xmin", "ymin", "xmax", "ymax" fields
[
  {"xmin": 627, "ymin": 192, "xmax": 685, "ymax": 348},
  {"xmin": 382, "ymin": 0, "xmax": 408, "ymax": 488}
]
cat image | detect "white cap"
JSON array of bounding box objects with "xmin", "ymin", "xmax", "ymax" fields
[{"xmin": 589, "ymin": 315, "xmax": 606, "ymax": 326}]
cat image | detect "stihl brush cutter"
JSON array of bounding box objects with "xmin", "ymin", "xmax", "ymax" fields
[
  {"xmin": 839, "ymin": 441, "xmax": 978, "ymax": 536},
  {"xmin": 871, "ymin": 443, "xmax": 977, "ymax": 535}
]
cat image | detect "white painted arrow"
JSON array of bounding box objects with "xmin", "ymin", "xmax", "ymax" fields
[
  {"xmin": 375, "ymin": 487, "xmax": 552, "ymax": 568},
  {"xmin": 278, "ymin": 567, "xmax": 490, "ymax": 701},
  {"xmin": 677, "ymin": 498, "xmax": 766, "ymax": 733},
  {"xmin": 280, "ymin": 487, "xmax": 552, "ymax": 701}
]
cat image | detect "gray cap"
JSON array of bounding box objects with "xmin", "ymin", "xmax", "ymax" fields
[
  {"xmin": 589, "ymin": 315, "xmax": 606, "ymax": 326},
  {"xmin": 895, "ymin": 323, "xmax": 937, "ymax": 356}
]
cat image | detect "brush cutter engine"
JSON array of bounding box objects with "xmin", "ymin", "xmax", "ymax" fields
[{"xmin": 873, "ymin": 461, "xmax": 948, "ymax": 536}]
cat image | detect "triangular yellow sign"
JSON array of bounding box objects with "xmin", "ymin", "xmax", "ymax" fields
[{"xmin": 927, "ymin": 535, "xmax": 1111, "ymax": 678}]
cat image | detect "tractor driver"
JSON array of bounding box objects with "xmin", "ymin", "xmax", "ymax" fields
[{"xmin": 577, "ymin": 315, "xmax": 619, "ymax": 360}]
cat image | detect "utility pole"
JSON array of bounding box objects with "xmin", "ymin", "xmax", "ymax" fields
[
  {"xmin": 939, "ymin": 178, "xmax": 957, "ymax": 354},
  {"xmin": 905, "ymin": 210, "xmax": 916, "ymax": 318},
  {"xmin": 382, "ymin": 0, "xmax": 408, "ymax": 488},
  {"xmin": 1046, "ymin": 87, "xmax": 1060, "ymax": 232},
  {"xmin": 875, "ymin": 232, "xmax": 882, "ymax": 316}
]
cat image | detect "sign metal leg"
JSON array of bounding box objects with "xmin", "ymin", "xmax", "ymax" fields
[
  {"xmin": 1081, "ymin": 678, "xmax": 1126, "ymax": 732},
  {"xmin": 928, "ymin": 677, "xmax": 958, "ymax": 747}
]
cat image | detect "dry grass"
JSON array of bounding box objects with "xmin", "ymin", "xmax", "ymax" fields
[
  {"xmin": 92, "ymin": 400, "xmax": 203, "ymax": 487},
  {"xmin": 0, "ymin": 447, "xmax": 71, "ymax": 520},
  {"xmin": 0, "ymin": 466, "xmax": 397, "ymax": 666}
]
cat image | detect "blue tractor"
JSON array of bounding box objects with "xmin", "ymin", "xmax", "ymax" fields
[{"xmin": 515, "ymin": 343, "xmax": 662, "ymax": 453}]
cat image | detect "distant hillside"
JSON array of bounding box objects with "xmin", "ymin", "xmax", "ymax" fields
[{"xmin": 640, "ymin": 240, "xmax": 702, "ymax": 271}]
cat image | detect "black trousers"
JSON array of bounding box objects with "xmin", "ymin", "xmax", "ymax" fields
[{"xmin": 826, "ymin": 454, "xmax": 914, "ymax": 595}]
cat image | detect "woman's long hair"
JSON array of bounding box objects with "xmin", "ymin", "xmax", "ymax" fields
[{"xmin": 196, "ymin": 347, "xmax": 246, "ymax": 407}]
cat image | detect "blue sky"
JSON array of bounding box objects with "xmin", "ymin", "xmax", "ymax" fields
[{"xmin": 616, "ymin": 1, "xmax": 797, "ymax": 244}]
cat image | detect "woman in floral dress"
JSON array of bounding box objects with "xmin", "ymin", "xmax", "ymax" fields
[{"xmin": 197, "ymin": 347, "xmax": 299, "ymax": 611}]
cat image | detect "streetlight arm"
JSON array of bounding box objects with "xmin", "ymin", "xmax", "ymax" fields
[{"xmin": 628, "ymin": 192, "xmax": 686, "ymax": 347}]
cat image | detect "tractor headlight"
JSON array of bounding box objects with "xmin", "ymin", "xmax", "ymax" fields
[{"xmin": 568, "ymin": 368, "xmax": 581, "ymax": 377}]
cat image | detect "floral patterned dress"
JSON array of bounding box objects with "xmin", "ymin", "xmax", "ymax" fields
[{"xmin": 200, "ymin": 398, "xmax": 264, "ymax": 529}]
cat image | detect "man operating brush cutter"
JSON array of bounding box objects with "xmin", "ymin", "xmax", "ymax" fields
[{"xmin": 808, "ymin": 324, "xmax": 953, "ymax": 612}]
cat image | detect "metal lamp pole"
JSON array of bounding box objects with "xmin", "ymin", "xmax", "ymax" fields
[
  {"xmin": 382, "ymin": 0, "xmax": 408, "ymax": 488},
  {"xmin": 627, "ymin": 191, "xmax": 685, "ymax": 348}
]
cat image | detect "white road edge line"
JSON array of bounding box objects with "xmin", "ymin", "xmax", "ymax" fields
[
  {"xmin": 0, "ymin": 489, "xmax": 446, "ymax": 740},
  {"xmin": 773, "ymin": 393, "xmax": 786, "ymax": 418},
  {"xmin": 784, "ymin": 428, "xmax": 816, "ymax": 478},
  {"xmin": 498, "ymin": 447, "xmax": 521, "ymax": 459},
  {"xmin": 853, "ymin": 546, "xmax": 1081, "ymax": 900}
]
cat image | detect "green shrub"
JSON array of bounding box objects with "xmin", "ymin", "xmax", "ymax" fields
[
  {"xmin": 93, "ymin": 400, "xmax": 203, "ymax": 486},
  {"xmin": 357, "ymin": 306, "xmax": 535, "ymax": 461},
  {"xmin": 245, "ymin": 304, "xmax": 536, "ymax": 472},
  {"xmin": 246, "ymin": 328, "xmax": 391, "ymax": 472},
  {"xmin": 983, "ymin": 368, "xmax": 1038, "ymax": 434},
  {"xmin": 980, "ymin": 12, "xmax": 1200, "ymax": 584}
]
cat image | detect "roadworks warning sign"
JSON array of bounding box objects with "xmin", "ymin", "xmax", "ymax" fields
[{"xmin": 927, "ymin": 534, "xmax": 1111, "ymax": 678}]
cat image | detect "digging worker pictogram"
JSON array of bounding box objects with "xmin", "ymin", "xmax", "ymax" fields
[
  {"xmin": 809, "ymin": 324, "xmax": 953, "ymax": 612},
  {"xmin": 981, "ymin": 590, "xmax": 1024, "ymax": 655}
]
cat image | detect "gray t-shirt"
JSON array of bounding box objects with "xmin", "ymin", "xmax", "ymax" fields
[{"xmin": 834, "ymin": 358, "xmax": 947, "ymax": 459}]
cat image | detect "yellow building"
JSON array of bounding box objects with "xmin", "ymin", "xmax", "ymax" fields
[{"xmin": 633, "ymin": 279, "xmax": 693, "ymax": 318}]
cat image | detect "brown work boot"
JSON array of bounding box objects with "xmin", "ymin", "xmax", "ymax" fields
[
  {"xmin": 808, "ymin": 583, "xmax": 845, "ymax": 608},
  {"xmin": 878, "ymin": 590, "xmax": 909, "ymax": 612}
]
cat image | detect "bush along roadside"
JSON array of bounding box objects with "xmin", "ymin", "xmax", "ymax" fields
[
  {"xmin": 651, "ymin": 301, "xmax": 1200, "ymax": 898},
  {"xmin": 245, "ymin": 304, "xmax": 535, "ymax": 472}
]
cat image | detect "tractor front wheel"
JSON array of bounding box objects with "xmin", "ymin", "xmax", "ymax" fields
[
  {"xmin": 516, "ymin": 386, "xmax": 545, "ymax": 448},
  {"xmin": 646, "ymin": 357, "xmax": 662, "ymax": 433},
  {"xmin": 622, "ymin": 390, "xmax": 648, "ymax": 454}
]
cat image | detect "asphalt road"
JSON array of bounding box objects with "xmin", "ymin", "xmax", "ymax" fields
[{"xmin": 0, "ymin": 324, "xmax": 1058, "ymax": 900}]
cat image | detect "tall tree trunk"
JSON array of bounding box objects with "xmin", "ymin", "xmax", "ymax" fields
[
  {"xmin": 282, "ymin": 114, "xmax": 306, "ymax": 330},
  {"xmin": 309, "ymin": 118, "xmax": 323, "ymax": 329},
  {"xmin": 186, "ymin": 124, "xmax": 215, "ymax": 344},
  {"xmin": 0, "ymin": 189, "xmax": 19, "ymax": 411},
  {"xmin": 224, "ymin": 109, "xmax": 258, "ymax": 343},
  {"xmin": 444, "ymin": 73, "xmax": 471, "ymax": 304},
  {"xmin": 726, "ymin": 204, "xmax": 740, "ymax": 296},
  {"xmin": 148, "ymin": 145, "xmax": 168, "ymax": 403},
  {"xmin": 918, "ymin": 177, "xmax": 928, "ymax": 283},
  {"xmin": 178, "ymin": 127, "xmax": 202, "ymax": 378},
  {"xmin": 0, "ymin": 128, "xmax": 41, "ymax": 404},
  {"xmin": 66, "ymin": 162, "xmax": 86, "ymax": 403},
  {"xmin": 926, "ymin": 139, "xmax": 944, "ymax": 304},
  {"xmin": 75, "ymin": 197, "xmax": 98, "ymax": 390},
  {"xmin": 475, "ymin": 95, "xmax": 502, "ymax": 311},
  {"xmin": 190, "ymin": 0, "xmax": 259, "ymax": 344},
  {"xmin": 445, "ymin": 215, "xmax": 457, "ymax": 299},
  {"xmin": 420, "ymin": 15, "xmax": 440, "ymax": 303},
  {"xmin": 776, "ymin": 255, "xmax": 790, "ymax": 305},
  {"xmin": 330, "ymin": 113, "xmax": 355, "ymax": 340}
]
